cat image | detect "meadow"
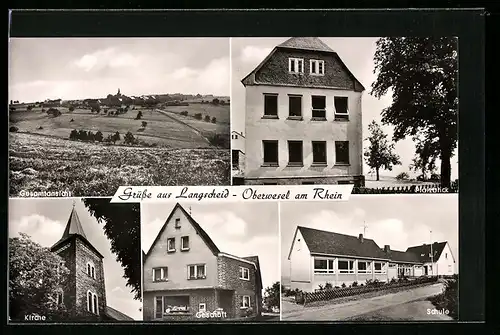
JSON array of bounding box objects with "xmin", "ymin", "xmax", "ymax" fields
[{"xmin": 9, "ymin": 133, "xmax": 230, "ymax": 196}]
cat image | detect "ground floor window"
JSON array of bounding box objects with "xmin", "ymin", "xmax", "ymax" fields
[
  {"xmin": 87, "ymin": 291, "xmax": 99, "ymax": 315},
  {"xmin": 314, "ymin": 258, "xmax": 335, "ymax": 274},
  {"xmin": 199, "ymin": 303, "xmax": 206, "ymax": 312},
  {"xmin": 155, "ymin": 295, "xmax": 190, "ymax": 318},
  {"xmin": 241, "ymin": 295, "xmax": 251, "ymax": 308},
  {"xmin": 374, "ymin": 262, "xmax": 386, "ymax": 274},
  {"xmin": 357, "ymin": 261, "xmax": 372, "ymax": 274},
  {"xmin": 337, "ymin": 260, "xmax": 355, "ymax": 274}
]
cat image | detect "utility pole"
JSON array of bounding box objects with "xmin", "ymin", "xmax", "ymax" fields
[
  {"xmin": 430, "ymin": 230, "xmax": 434, "ymax": 275},
  {"xmin": 361, "ymin": 221, "xmax": 368, "ymax": 236}
]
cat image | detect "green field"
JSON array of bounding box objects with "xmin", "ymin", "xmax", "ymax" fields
[
  {"xmin": 163, "ymin": 103, "xmax": 230, "ymax": 124},
  {"xmin": 9, "ymin": 104, "xmax": 230, "ymax": 149},
  {"xmin": 9, "ymin": 133, "xmax": 230, "ymax": 196}
]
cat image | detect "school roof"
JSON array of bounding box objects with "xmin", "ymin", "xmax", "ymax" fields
[
  {"xmin": 406, "ymin": 242, "xmax": 449, "ymax": 263},
  {"xmin": 104, "ymin": 306, "xmax": 134, "ymax": 321}
]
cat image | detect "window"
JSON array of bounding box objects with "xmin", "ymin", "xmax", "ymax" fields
[
  {"xmin": 334, "ymin": 97, "xmax": 349, "ymax": 120},
  {"xmin": 389, "ymin": 263, "xmax": 397, "ymax": 268},
  {"xmin": 311, "ymin": 95, "xmax": 326, "ymax": 119},
  {"xmin": 232, "ymin": 150, "xmax": 239, "ymax": 170},
  {"xmin": 181, "ymin": 236, "xmax": 190, "ymax": 251},
  {"xmin": 175, "ymin": 218, "xmax": 181, "ymax": 229},
  {"xmin": 241, "ymin": 295, "xmax": 251, "ymax": 308},
  {"xmin": 199, "ymin": 303, "xmax": 206, "ymax": 312},
  {"xmin": 87, "ymin": 291, "xmax": 99, "ymax": 315},
  {"xmin": 263, "ymin": 140, "xmax": 278, "ymax": 166},
  {"xmin": 167, "ymin": 238, "xmax": 176, "ymax": 252},
  {"xmin": 374, "ymin": 262, "xmax": 386, "ymax": 274},
  {"xmin": 312, "ymin": 141, "xmax": 327, "ymax": 164},
  {"xmin": 335, "ymin": 141, "xmax": 350, "ymax": 165},
  {"xmin": 156, "ymin": 296, "xmax": 190, "ymax": 318},
  {"xmin": 153, "ymin": 267, "xmax": 168, "ymax": 282},
  {"xmin": 337, "ymin": 260, "xmax": 355, "ymax": 274},
  {"xmin": 357, "ymin": 261, "xmax": 372, "ymax": 274},
  {"xmin": 56, "ymin": 291, "xmax": 63, "ymax": 305},
  {"xmin": 445, "ymin": 253, "xmax": 448, "ymax": 259},
  {"xmin": 288, "ymin": 141, "xmax": 303, "ymax": 166},
  {"xmin": 232, "ymin": 134, "xmax": 238, "ymax": 140},
  {"xmin": 263, "ymin": 94, "xmax": 278, "ymax": 117},
  {"xmin": 188, "ymin": 264, "xmax": 206, "ymax": 280},
  {"xmin": 86, "ymin": 262, "xmax": 96, "ymax": 279},
  {"xmin": 310, "ymin": 59, "xmax": 325, "ymax": 75},
  {"xmin": 239, "ymin": 267, "xmax": 250, "ymax": 280},
  {"xmin": 288, "ymin": 95, "xmax": 302, "ymax": 118},
  {"xmin": 289, "ymin": 58, "xmax": 304, "ymax": 74},
  {"xmin": 314, "ymin": 258, "xmax": 335, "ymax": 274}
]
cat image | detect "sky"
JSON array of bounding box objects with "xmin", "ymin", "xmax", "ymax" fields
[
  {"xmin": 9, "ymin": 38, "xmax": 230, "ymax": 102},
  {"xmin": 230, "ymin": 37, "xmax": 459, "ymax": 179},
  {"xmin": 280, "ymin": 194, "xmax": 459, "ymax": 280},
  {"xmin": 141, "ymin": 202, "xmax": 280, "ymax": 292},
  {"xmin": 8, "ymin": 198, "xmax": 143, "ymax": 320}
]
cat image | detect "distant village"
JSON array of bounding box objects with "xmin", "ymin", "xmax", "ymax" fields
[{"xmin": 9, "ymin": 90, "xmax": 230, "ymax": 111}]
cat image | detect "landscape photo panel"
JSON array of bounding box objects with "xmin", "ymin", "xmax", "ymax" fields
[{"xmin": 9, "ymin": 38, "xmax": 231, "ymax": 197}]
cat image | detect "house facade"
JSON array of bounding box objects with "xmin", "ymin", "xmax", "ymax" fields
[
  {"xmin": 142, "ymin": 203, "xmax": 263, "ymax": 321},
  {"xmin": 241, "ymin": 37, "xmax": 365, "ymax": 186},
  {"xmin": 231, "ymin": 131, "xmax": 246, "ymax": 176},
  {"xmin": 49, "ymin": 206, "xmax": 134, "ymax": 321},
  {"xmin": 287, "ymin": 226, "xmax": 455, "ymax": 292}
]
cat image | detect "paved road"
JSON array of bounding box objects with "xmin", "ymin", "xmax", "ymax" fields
[{"xmin": 281, "ymin": 283, "xmax": 447, "ymax": 321}]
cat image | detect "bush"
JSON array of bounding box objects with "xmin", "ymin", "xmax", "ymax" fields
[
  {"xmin": 37, "ymin": 126, "xmax": 43, "ymax": 130},
  {"xmin": 194, "ymin": 113, "xmax": 202, "ymax": 120},
  {"xmin": 317, "ymin": 284, "xmax": 324, "ymax": 291},
  {"xmin": 69, "ymin": 129, "xmax": 78, "ymax": 140},
  {"xmin": 396, "ymin": 172, "xmax": 410, "ymax": 180},
  {"xmin": 141, "ymin": 121, "xmax": 148, "ymax": 128},
  {"xmin": 351, "ymin": 281, "xmax": 358, "ymax": 287},
  {"xmin": 324, "ymin": 282, "xmax": 333, "ymax": 290},
  {"xmin": 70, "ymin": 118, "xmax": 74, "ymax": 122},
  {"xmin": 429, "ymin": 173, "xmax": 440, "ymax": 181},
  {"xmin": 9, "ymin": 126, "xmax": 18, "ymax": 132},
  {"xmin": 180, "ymin": 111, "xmax": 188, "ymax": 116},
  {"xmin": 94, "ymin": 130, "xmax": 103, "ymax": 142},
  {"xmin": 428, "ymin": 278, "xmax": 458, "ymax": 320},
  {"xmin": 211, "ymin": 117, "xmax": 217, "ymax": 123},
  {"xmin": 124, "ymin": 131, "xmax": 136, "ymax": 145},
  {"xmin": 135, "ymin": 111, "xmax": 143, "ymax": 120},
  {"xmin": 204, "ymin": 115, "xmax": 211, "ymax": 122},
  {"xmin": 341, "ymin": 283, "xmax": 346, "ymax": 288},
  {"xmin": 69, "ymin": 106, "xmax": 75, "ymax": 112}
]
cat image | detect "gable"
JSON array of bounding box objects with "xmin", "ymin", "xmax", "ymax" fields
[
  {"xmin": 242, "ymin": 42, "xmax": 364, "ymax": 92},
  {"xmin": 287, "ymin": 227, "xmax": 311, "ymax": 260},
  {"xmin": 406, "ymin": 242, "xmax": 448, "ymax": 263},
  {"xmin": 145, "ymin": 204, "xmax": 220, "ymax": 260}
]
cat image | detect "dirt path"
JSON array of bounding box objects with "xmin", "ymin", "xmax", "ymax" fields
[
  {"xmin": 281, "ymin": 283, "xmax": 446, "ymax": 321},
  {"xmin": 155, "ymin": 109, "xmax": 212, "ymax": 146}
]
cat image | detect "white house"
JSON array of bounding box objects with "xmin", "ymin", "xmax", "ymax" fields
[
  {"xmin": 231, "ymin": 131, "xmax": 245, "ymax": 177},
  {"xmin": 287, "ymin": 226, "xmax": 456, "ymax": 292},
  {"xmin": 241, "ymin": 37, "xmax": 365, "ymax": 186}
]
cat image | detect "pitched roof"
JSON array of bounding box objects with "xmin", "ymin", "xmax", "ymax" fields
[
  {"xmin": 296, "ymin": 226, "xmax": 389, "ymax": 260},
  {"xmin": 243, "ymin": 255, "xmax": 263, "ymax": 291},
  {"xmin": 278, "ymin": 37, "xmax": 335, "ymax": 52},
  {"xmin": 145, "ymin": 203, "xmax": 220, "ymax": 259},
  {"xmin": 104, "ymin": 305, "xmax": 134, "ymax": 321},
  {"xmin": 406, "ymin": 242, "xmax": 449, "ymax": 263},
  {"xmin": 50, "ymin": 207, "xmax": 104, "ymax": 258},
  {"xmin": 384, "ymin": 249, "xmax": 422, "ymax": 264}
]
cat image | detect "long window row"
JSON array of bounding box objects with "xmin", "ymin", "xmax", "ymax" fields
[
  {"xmin": 152, "ymin": 264, "xmax": 251, "ymax": 282},
  {"xmin": 263, "ymin": 140, "xmax": 349, "ymax": 166},
  {"xmin": 313, "ymin": 258, "xmax": 387, "ymax": 274},
  {"xmin": 288, "ymin": 57, "xmax": 325, "ymax": 75},
  {"xmin": 263, "ymin": 94, "xmax": 349, "ymax": 121}
]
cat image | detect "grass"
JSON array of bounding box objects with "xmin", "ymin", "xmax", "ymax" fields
[
  {"xmin": 9, "ymin": 105, "xmax": 229, "ymax": 149},
  {"xmin": 9, "ymin": 133, "xmax": 230, "ymax": 196},
  {"xmin": 428, "ymin": 278, "xmax": 458, "ymax": 320},
  {"xmin": 163, "ymin": 103, "xmax": 230, "ymax": 124}
]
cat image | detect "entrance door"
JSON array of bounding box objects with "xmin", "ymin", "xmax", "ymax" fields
[{"xmin": 424, "ymin": 266, "xmax": 428, "ymax": 275}]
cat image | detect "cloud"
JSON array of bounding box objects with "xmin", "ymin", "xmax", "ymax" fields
[
  {"xmin": 9, "ymin": 214, "xmax": 63, "ymax": 247},
  {"xmin": 111, "ymin": 286, "xmax": 124, "ymax": 293},
  {"xmin": 194, "ymin": 210, "xmax": 247, "ymax": 239},
  {"xmin": 73, "ymin": 48, "xmax": 144, "ymax": 72},
  {"xmin": 240, "ymin": 46, "xmax": 272, "ymax": 65}
]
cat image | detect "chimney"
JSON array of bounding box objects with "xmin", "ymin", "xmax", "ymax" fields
[
  {"xmin": 384, "ymin": 245, "xmax": 390, "ymax": 253},
  {"xmin": 358, "ymin": 234, "xmax": 363, "ymax": 243}
]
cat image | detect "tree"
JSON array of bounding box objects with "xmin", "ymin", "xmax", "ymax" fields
[
  {"xmin": 364, "ymin": 120, "xmax": 401, "ymax": 181},
  {"xmin": 263, "ymin": 281, "xmax": 280, "ymax": 312},
  {"xmin": 141, "ymin": 121, "xmax": 147, "ymax": 128},
  {"xmin": 82, "ymin": 200, "xmax": 141, "ymax": 300},
  {"xmin": 94, "ymin": 130, "xmax": 104, "ymax": 142},
  {"xmin": 69, "ymin": 129, "xmax": 78, "ymax": 140},
  {"xmin": 409, "ymin": 133, "xmax": 439, "ymax": 181},
  {"xmin": 135, "ymin": 111, "xmax": 143, "ymax": 120},
  {"xmin": 112, "ymin": 131, "xmax": 120, "ymax": 144},
  {"xmin": 9, "ymin": 233, "xmax": 70, "ymax": 321},
  {"xmin": 371, "ymin": 37, "xmax": 458, "ymax": 187},
  {"xmin": 204, "ymin": 115, "xmax": 211, "ymax": 122},
  {"xmin": 124, "ymin": 131, "xmax": 136, "ymax": 145},
  {"xmin": 69, "ymin": 106, "xmax": 75, "ymax": 112},
  {"xmin": 211, "ymin": 117, "xmax": 216, "ymax": 124}
]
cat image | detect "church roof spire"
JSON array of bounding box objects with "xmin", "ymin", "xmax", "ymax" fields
[{"xmin": 60, "ymin": 205, "xmax": 87, "ymax": 240}]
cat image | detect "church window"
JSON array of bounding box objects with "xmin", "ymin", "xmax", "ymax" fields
[
  {"xmin": 87, "ymin": 261, "xmax": 96, "ymax": 279},
  {"xmin": 87, "ymin": 291, "xmax": 99, "ymax": 315}
]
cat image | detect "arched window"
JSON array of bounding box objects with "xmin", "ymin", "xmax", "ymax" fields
[
  {"xmin": 86, "ymin": 261, "xmax": 96, "ymax": 279},
  {"xmin": 87, "ymin": 290, "xmax": 99, "ymax": 315},
  {"xmin": 56, "ymin": 289, "xmax": 64, "ymax": 306}
]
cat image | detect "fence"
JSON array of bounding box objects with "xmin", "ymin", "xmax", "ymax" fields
[
  {"xmin": 295, "ymin": 276, "xmax": 439, "ymax": 305},
  {"xmin": 352, "ymin": 183, "xmax": 458, "ymax": 194}
]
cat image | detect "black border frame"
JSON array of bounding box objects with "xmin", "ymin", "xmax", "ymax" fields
[{"xmin": 5, "ymin": 8, "xmax": 487, "ymax": 333}]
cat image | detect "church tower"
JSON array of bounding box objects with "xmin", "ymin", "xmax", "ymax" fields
[
  {"xmin": 117, "ymin": 88, "xmax": 121, "ymax": 96},
  {"xmin": 50, "ymin": 204, "xmax": 107, "ymax": 320}
]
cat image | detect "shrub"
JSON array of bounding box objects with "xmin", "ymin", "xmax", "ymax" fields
[
  {"xmin": 69, "ymin": 129, "xmax": 78, "ymax": 140},
  {"xmin": 351, "ymin": 281, "xmax": 358, "ymax": 287},
  {"xmin": 341, "ymin": 283, "xmax": 346, "ymax": 288},
  {"xmin": 70, "ymin": 118, "xmax": 74, "ymax": 122},
  {"xmin": 317, "ymin": 284, "xmax": 324, "ymax": 291},
  {"xmin": 94, "ymin": 130, "xmax": 103, "ymax": 142},
  {"xmin": 135, "ymin": 111, "xmax": 143, "ymax": 120},
  {"xmin": 204, "ymin": 115, "xmax": 211, "ymax": 122},
  {"xmin": 194, "ymin": 113, "xmax": 202, "ymax": 120},
  {"xmin": 211, "ymin": 117, "xmax": 217, "ymax": 123},
  {"xmin": 180, "ymin": 110, "xmax": 188, "ymax": 116},
  {"xmin": 429, "ymin": 173, "xmax": 440, "ymax": 182},
  {"xmin": 9, "ymin": 126, "xmax": 18, "ymax": 132},
  {"xmin": 69, "ymin": 106, "xmax": 75, "ymax": 112},
  {"xmin": 428, "ymin": 278, "xmax": 458, "ymax": 320},
  {"xmin": 37, "ymin": 126, "xmax": 43, "ymax": 130},
  {"xmin": 390, "ymin": 277, "xmax": 397, "ymax": 284},
  {"xmin": 124, "ymin": 131, "xmax": 136, "ymax": 145},
  {"xmin": 396, "ymin": 172, "xmax": 410, "ymax": 180},
  {"xmin": 112, "ymin": 131, "xmax": 121, "ymax": 143},
  {"xmin": 324, "ymin": 282, "xmax": 333, "ymax": 290},
  {"xmin": 141, "ymin": 121, "xmax": 148, "ymax": 128}
]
